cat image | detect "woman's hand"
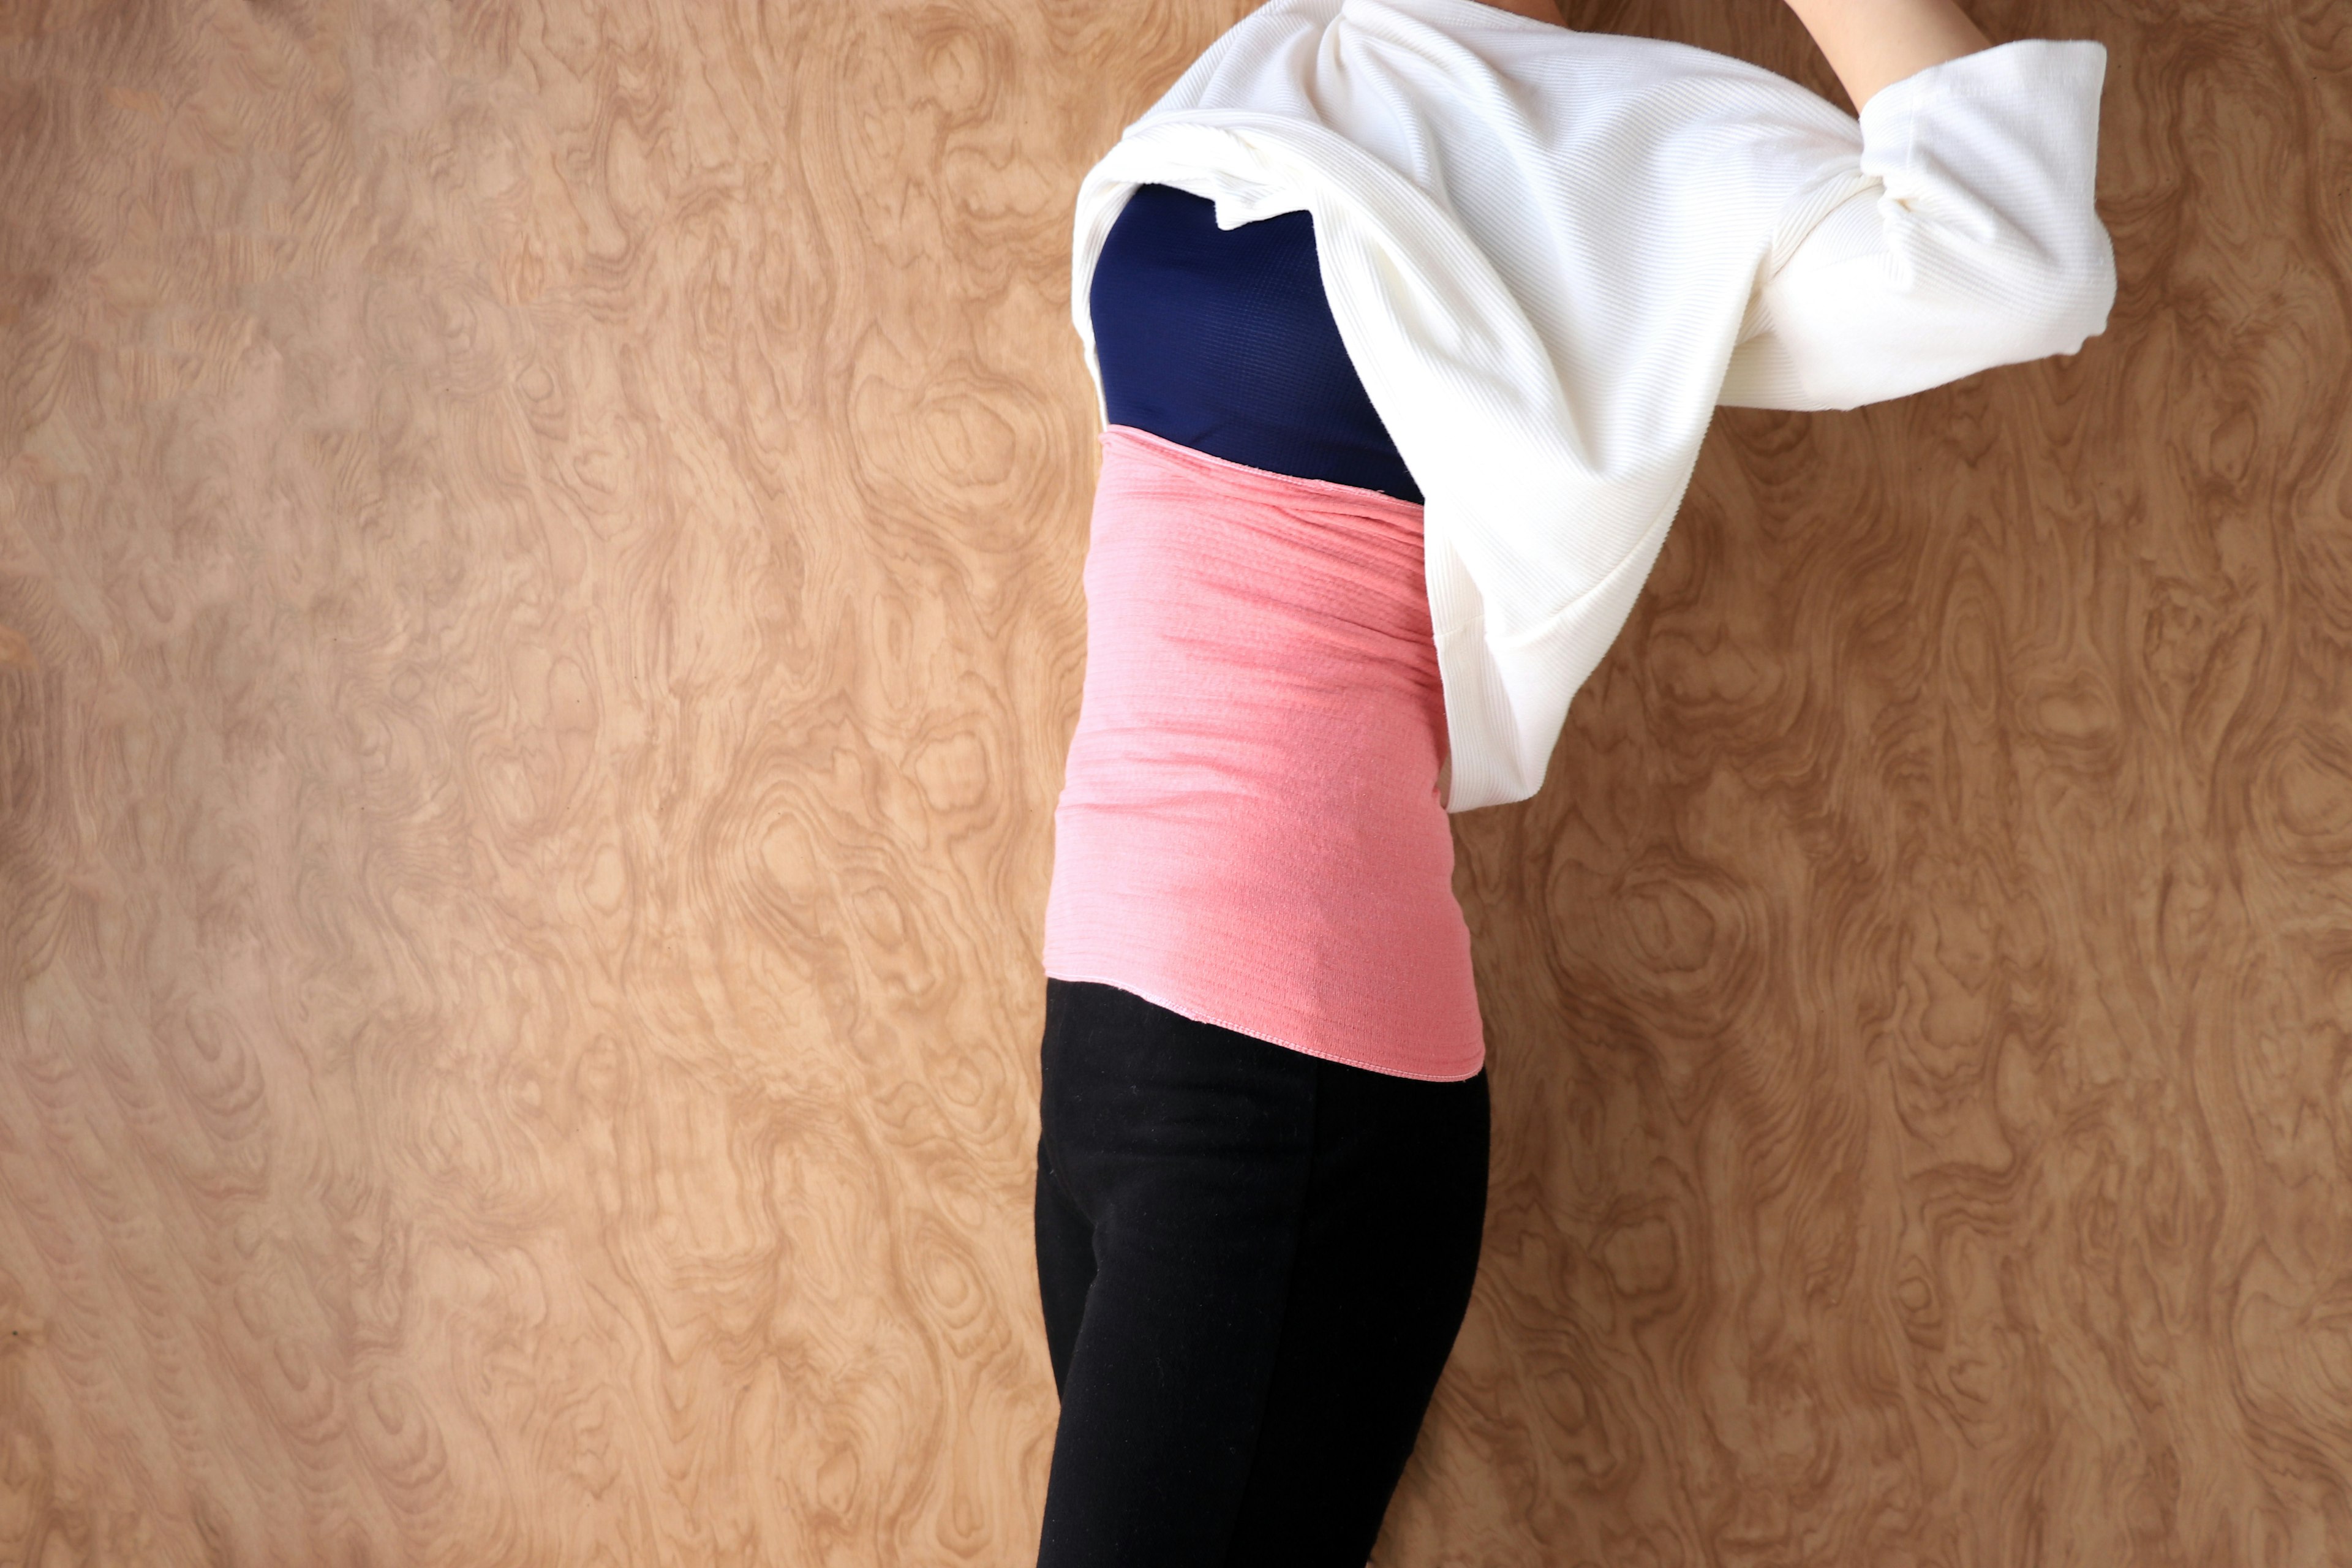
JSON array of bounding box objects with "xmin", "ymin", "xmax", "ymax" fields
[{"xmin": 1780, "ymin": 0, "xmax": 1993, "ymax": 110}]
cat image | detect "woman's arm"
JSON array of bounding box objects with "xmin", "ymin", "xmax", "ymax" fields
[
  {"xmin": 1716, "ymin": 28, "xmax": 2114, "ymax": 412},
  {"xmin": 1782, "ymin": 0, "xmax": 1992, "ymax": 109}
]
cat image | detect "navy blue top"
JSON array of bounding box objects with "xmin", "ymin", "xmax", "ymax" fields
[{"xmin": 1088, "ymin": 183, "xmax": 1423, "ymax": 505}]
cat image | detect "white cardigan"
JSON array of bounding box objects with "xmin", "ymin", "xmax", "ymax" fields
[{"xmin": 1069, "ymin": 0, "xmax": 2115, "ymax": 811}]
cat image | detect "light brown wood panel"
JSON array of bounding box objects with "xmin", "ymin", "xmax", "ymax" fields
[{"xmin": 1, "ymin": 0, "xmax": 2346, "ymax": 1562}]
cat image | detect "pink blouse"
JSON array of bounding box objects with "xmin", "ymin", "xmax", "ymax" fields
[{"xmin": 1042, "ymin": 425, "xmax": 1485, "ymax": 1081}]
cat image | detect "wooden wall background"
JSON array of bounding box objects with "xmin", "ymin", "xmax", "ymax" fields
[{"xmin": 1, "ymin": 0, "xmax": 2346, "ymax": 1561}]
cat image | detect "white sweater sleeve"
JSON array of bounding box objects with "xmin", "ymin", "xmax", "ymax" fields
[{"xmin": 1716, "ymin": 39, "xmax": 2116, "ymax": 412}]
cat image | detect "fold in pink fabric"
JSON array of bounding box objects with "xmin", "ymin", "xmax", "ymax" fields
[{"xmin": 1044, "ymin": 424, "xmax": 1485, "ymax": 1081}]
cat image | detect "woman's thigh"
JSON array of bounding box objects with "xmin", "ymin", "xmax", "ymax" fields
[
  {"xmin": 1224, "ymin": 1043, "xmax": 1488, "ymax": 1567},
  {"xmin": 1032, "ymin": 979, "xmax": 1489, "ymax": 1568}
]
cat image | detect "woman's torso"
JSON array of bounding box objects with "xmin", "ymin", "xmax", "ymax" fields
[{"xmin": 1042, "ymin": 184, "xmax": 1483, "ymax": 1080}]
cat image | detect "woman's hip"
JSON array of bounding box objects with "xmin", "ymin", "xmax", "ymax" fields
[{"xmin": 1036, "ymin": 978, "xmax": 1489, "ymax": 1238}]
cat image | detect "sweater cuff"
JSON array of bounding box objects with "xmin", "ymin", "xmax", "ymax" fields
[
  {"xmin": 1853, "ymin": 35, "xmax": 2110, "ymax": 270},
  {"xmin": 1860, "ymin": 37, "xmax": 2109, "ymax": 131}
]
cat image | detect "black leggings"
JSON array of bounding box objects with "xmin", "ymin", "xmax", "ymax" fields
[{"xmin": 1032, "ymin": 979, "xmax": 1490, "ymax": 1567}]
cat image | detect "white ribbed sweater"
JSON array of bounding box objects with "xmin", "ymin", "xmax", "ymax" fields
[{"xmin": 1069, "ymin": 0, "xmax": 2115, "ymax": 811}]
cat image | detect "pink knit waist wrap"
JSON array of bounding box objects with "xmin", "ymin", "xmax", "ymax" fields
[{"xmin": 1043, "ymin": 425, "xmax": 1484, "ymax": 1080}]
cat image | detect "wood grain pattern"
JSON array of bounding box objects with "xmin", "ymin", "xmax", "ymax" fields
[{"xmin": 1, "ymin": 0, "xmax": 2346, "ymax": 1562}]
